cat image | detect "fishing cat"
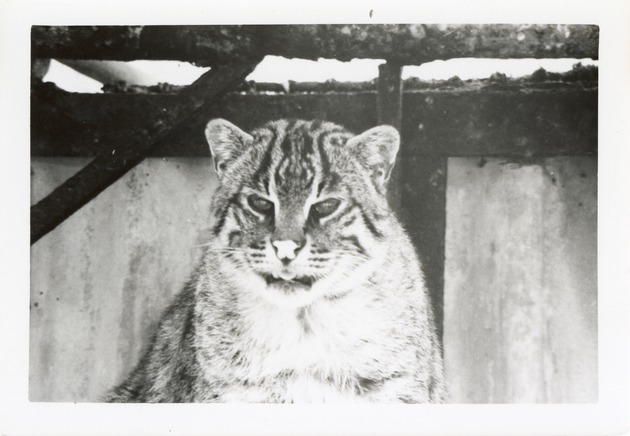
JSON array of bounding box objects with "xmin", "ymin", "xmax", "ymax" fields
[{"xmin": 106, "ymin": 118, "xmax": 445, "ymax": 403}]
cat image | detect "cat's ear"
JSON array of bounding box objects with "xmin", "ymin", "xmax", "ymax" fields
[
  {"xmin": 205, "ymin": 119, "xmax": 253, "ymax": 180},
  {"xmin": 346, "ymin": 125, "xmax": 400, "ymax": 189}
]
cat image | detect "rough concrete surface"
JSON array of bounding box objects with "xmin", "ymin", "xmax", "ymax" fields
[
  {"xmin": 444, "ymin": 157, "xmax": 597, "ymax": 403},
  {"xmin": 30, "ymin": 157, "xmax": 218, "ymax": 401}
]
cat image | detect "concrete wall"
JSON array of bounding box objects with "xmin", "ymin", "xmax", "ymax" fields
[
  {"xmin": 30, "ymin": 157, "xmax": 218, "ymax": 401},
  {"xmin": 444, "ymin": 157, "xmax": 597, "ymax": 403},
  {"xmin": 30, "ymin": 156, "xmax": 597, "ymax": 402}
]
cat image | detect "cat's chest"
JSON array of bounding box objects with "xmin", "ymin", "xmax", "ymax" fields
[
  {"xmin": 199, "ymin": 292, "xmax": 408, "ymax": 402},
  {"xmin": 228, "ymin": 332, "xmax": 366, "ymax": 403},
  {"xmin": 237, "ymin": 296, "xmax": 387, "ymax": 378}
]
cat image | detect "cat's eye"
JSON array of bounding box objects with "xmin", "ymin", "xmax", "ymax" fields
[
  {"xmin": 248, "ymin": 194, "xmax": 274, "ymax": 214},
  {"xmin": 311, "ymin": 198, "xmax": 341, "ymax": 219}
]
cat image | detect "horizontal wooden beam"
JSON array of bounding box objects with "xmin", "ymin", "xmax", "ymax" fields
[
  {"xmin": 31, "ymin": 59, "xmax": 262, "ymax": 245},
  {"xmin": 402, "ymin": 87, "xmax": 598, "ymax": 158},
  {"xmin": 32, "ymin": 24, "xmax": 599, "ymax": 66},
  {"xmin": 71, "ymin": 60, "xmax": 598, "ymax": 94},
  {"xmin": 32, "ymin": 86, "xmax": 597, "ymax": 159}
]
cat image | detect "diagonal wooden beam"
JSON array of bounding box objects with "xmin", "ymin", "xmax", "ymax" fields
[{"xmin": 31, "ymin": 58, "xmax": 262, "ymax": 245}]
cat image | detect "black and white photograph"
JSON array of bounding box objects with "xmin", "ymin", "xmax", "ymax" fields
[{"xmin": 1, "ymin": 1, "xmax": 629, "ymax": 435}]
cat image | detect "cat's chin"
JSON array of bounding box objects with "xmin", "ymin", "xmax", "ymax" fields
[{"xmin": 248, "ymin": 273, "xmax": 322, "ymax": 308}]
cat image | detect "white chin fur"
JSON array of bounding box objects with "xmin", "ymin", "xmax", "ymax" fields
[
  {"xmin": 242, "ymin": 274, "xmax": 356, "ymax": 309},
  {"xmin": 260, "ymin": 286, "xmax": 320, "ymax": 309},
  {"xmin": 229, "ymin": 268, "xmax": 318, "ymax": 309}
]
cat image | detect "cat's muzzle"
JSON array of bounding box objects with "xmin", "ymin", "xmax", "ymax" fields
[{"xmin": 262, "ymin": 272, "xmax": 315, "ymax": 292}]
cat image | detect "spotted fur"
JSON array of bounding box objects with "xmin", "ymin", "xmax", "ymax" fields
[{"xmin": 106, "ymin": 119, "xmax": 445, "ymax": 403}]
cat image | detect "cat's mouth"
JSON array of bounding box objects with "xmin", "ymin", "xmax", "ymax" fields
[{"xmin": 261, "ymin": 272, "xmax": 315, "ymax": 291}]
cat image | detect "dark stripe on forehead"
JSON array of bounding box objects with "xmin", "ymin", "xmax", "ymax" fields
[
  {"xmin": 316, "ymin": 171, "xmax": 342, "ymax": 197},
  {"xmin": 274, "ymin": 120, "xmax": 320, "ymax": 190},
  {"xmin": 302, "ymin": 127, "xmax": 317, "ymax": 190},
  {"xmin": 280, "ymin": 119, "xmax": 299, "ymax": 154},
  {"xmin": 315, "ymin": 126, "xmax": 348, "ymax": 174},
  {"xmin": 274, "ymin": 159, "xmax": 316, "ymax": 191},
  {"xmin": 300, "ymin": 124, "xmax": 316, "ymax": 158},
  {"xmin": 252, "ymin": 125, "xmax": 279, "ymax": 190},
  {"xmin": 303, "ymin": 165, "xmax": 315, "ymax": 190},
  {"xmin": 274, "ymin": 156, "xmax": 288, "ymax": 187},
  {"xmin": 273, "ymin": 120, "xmax": 298, "ymax": 184},
  {"xmin": 316, "ymin": 131, "xmax": 331, "ymax": 176}
]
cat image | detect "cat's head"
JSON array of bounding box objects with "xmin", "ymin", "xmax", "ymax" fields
[{"xmin": 205, "ymin": 118, "xmax": 400, "ymax": 307}]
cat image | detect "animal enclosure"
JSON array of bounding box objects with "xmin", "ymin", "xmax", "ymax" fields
[{"xmin": 30, "ymin": 24, "xmax": 598, "ymax": 402}]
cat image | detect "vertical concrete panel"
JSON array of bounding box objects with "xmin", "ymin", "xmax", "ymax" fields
[
  {"xmin": 540, "ymin": 157, "xmax": 598, "ymax": 402},
  {"xmin": 443, "ymin": 157, "xmax": 597, "ymax": 403},
  {"xmin": 30, "ymin": 157, "xmax": 218, "ymax": 402}
]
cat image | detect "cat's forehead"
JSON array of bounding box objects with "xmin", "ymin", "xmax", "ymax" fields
[
  {"xmin": 253, "ymin": 119, "xmax": 352, "ymax": 143},
  {"xmin": 249, "ymin": 119, "xmax": 355, "ymax": 194}
]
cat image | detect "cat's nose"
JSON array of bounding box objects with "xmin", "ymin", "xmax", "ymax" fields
[{"xmin": 271, "ymin": 239, "xmax": 305, "ymax": 265}]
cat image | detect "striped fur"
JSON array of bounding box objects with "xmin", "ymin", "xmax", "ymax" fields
[{"xmin": 106, "ymin": 119, "xmax": 445, "ymax": 403}]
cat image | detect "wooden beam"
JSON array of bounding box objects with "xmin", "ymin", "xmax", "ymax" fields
[
  {"xmin": 30, "ymin": 59, "xmax": 262, "ymax": 244},
  {"xmin": 32, "ymin": 87, "xmax": 597, "ymax": 158},
  {"xmin": 377, "ymin": 63, "xmax": 403, "ymax": 128},
  {"xmin": 32, "ymin": 25, "xmax": 599, "ymax": 66},
  {"xmin": 402, "ymin": 87, "xmax": 598, "ymax": 158},
  {"xmin": 377, "ymin": 62, "xmax": 403, "ymax": 211}
]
